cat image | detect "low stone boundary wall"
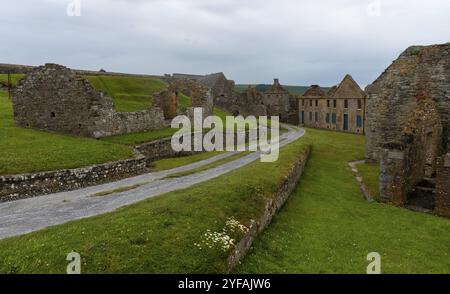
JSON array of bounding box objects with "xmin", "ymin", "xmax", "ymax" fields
[
  {"xmin": 136, "ymin": 136, "xmax": 199, "ymax": 163},
  {"xmin": 226, "ymin": 145, "xmax": 311, "ymax": 271},
  {"xmin": 0, "ymin": 152, "xmax": 147, "ymax": 202},
  {"xmin": 137, "ymin": 130, "xmax": 252, "ymax": 163},
  {"xmin": 0, "ymin": 130, "xmax": 255, "ymax": 202}
]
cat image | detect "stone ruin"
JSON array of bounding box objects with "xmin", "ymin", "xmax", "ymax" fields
[
  {"xmin": 12, "ymin": 64, "xmax": 214, "ymax": 139},
  {"xmin": 171, "ymin": 72, "xmax": 234, "ymax": 111},
  {"xmin": 12, "ymin": 64, "xmax": 168, "ymax": 138},
  {"xmin": 171, "ymin": 73, "xmax": 299, "ymax": 123},
  {"xmin": 365, "ymin": 43, "xmax": 450, "ymax": 217}
]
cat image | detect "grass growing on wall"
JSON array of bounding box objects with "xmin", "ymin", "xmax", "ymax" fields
[
  {"xmin": 0, "ymin": 90, "xmax": 133, "ymax": 175},
  {"xmin": 85, "ymin": 75, "xmax": 166, "ymax": 112},
  {"xmin": 236, "ymin": 128, "xmax": 450, "ymax": 274},
  {"xmin": 0, "ymin": 133, "xmax": 310, "ymax": 273}
]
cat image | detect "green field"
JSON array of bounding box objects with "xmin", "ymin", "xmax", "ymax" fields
[
  {"xmin": 149, "ymin": 151, "xmax": 222, "ymax": 172},
  {"xmin": 85, "ymin": 75, "xmax": 167, "ymax": 112},
  {"xmin": 236, "ymin": 128, "xmax": 450, "ymax": 273},
  {"xmin": 357, "ymin": 162, "xmax": 380, "ymax": 200},
  {"xmin": 0, "ymin": 132, "xmax": 310, "ymax": 273},
  {"xmin": 0, "ymin": 90, "xmax": 133, "ymax": 175},
  {"xmin": 0, "ymin": 73, "xmax": 24, "ymax": 87}
]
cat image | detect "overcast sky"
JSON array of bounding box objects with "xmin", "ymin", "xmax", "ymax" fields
[{"xmin": 0, "ymin": 0, "xmax": 449, "ymax": 86}]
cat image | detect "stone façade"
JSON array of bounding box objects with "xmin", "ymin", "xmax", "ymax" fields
[
  {"xmin": 12, "ymin": 63, "xmax": 168, "ymax": 138},
  {"xmin": 365, "ymin": 43, "xmax": 450, "ymax": 217},
  {"xmin": 298, "ymin": 75, "xmax": 366, "ymax": 134}
]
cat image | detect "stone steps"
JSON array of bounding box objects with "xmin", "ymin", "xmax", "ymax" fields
[{"xmin": 406, "ymin": 178, "xmax": 436, "ymax": 210}]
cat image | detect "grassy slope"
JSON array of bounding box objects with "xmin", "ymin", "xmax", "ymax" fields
[
  {"xmin": 357, "ymin": 162, "xmax": 380, "ymax": 200},
  {"xmin": 0, "ymin": 90, "xmax": 133, "ymax": 175},
  {"xmin": 100, "ymin": 128, "xmax": 178, "ymax": 146},
  {"xmin": 0, "ymin": 136, "xmax": 310, "ymax": 274},
  {"xmin": 0, "ymin": 74, "xmax": 24, "ymax": 87},
  {"xmin": 236, "ymin": 128, "xmax": 450, "ymax": 274},
  {"xmin": 149, "ymin": 151, "xmax": 222, "ymax": 172},
  {"xmin": 85, "ymin": 75, "xmax": 166, "ymax": 112},
  {"xmin": 165, "ymin": 152, "xmax": 250, "ymax": 178}
]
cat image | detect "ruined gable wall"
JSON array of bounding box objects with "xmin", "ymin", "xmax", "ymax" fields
[
  {"xmin": 365, "ymin": 44, "xmax": 450, "ymax": 161},
  {"xmin": 13, "ymin": 64, "xmax": 167, "ymax": 138},
  {"xmin": 13, "ymin": 64, "xmax": 107, "ymax": 137}
]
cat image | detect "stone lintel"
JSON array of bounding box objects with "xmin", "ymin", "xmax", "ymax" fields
[{"xmin": 388, "ymin": 150, "xmax": 404, "ymax": 160}]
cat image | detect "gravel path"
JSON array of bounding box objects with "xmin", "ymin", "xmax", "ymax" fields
[{"xmin": 0, "ymin": 126, "xmax": 305, "ymax": 240}]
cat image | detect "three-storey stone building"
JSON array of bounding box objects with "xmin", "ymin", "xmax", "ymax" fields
[{"xmin": 298, "ymin": 75, "xmax": 366, "ymax": 134}]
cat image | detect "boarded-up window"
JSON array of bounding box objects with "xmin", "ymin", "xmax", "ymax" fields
[{"xmin": 332, "ymin": 113, "xmax": 337, "ymax": 124}]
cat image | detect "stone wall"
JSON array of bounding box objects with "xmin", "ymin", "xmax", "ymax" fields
[
  {"xmin": 0, "ymin": 63, "xmax": 163, "ymax": 79},
  {"xmin": 435, "ymin": 153, "xmax": 450, "ymax": 217},
  {"xmin": 365, "ymin": 43, "xmax": 450, "ymax": 161},
  {"xmin": 365, "ymin": 43, "xmax": 450, "ymax": 212},
  {"xmin": 0, "ymin": 129, "xmax": 254, "ymax": 201},
  {"xmin": 226, "ymin": 145, "xmax": 311, "ymax": 272},
  {"xmin": 0, "ymin": 152, "xmax": 147, "ymax": 202},
  {"xmin": 228, "ymin": 79, "xmax": 297, "ymax": 124},
  {"xmin": 12, "ymin": 63, "xmax": 168, "ymax": 138}
]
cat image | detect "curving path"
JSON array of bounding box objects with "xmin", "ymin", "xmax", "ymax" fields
[{"xmin": 0, "ymin": 125, "xmax": 305, "ymax": 240}]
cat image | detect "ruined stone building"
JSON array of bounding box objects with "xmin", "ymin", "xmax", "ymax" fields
[
  {"xmin": 365, "ymin": 43, "xmax": 450, "ymax": 217},
  {"xmin": 12, "ymin": 64, "xmax": 168, "ymax": 138},
  {"xmin": 12, "ymin": 64, "xmax": 214, "ymax": 139},
  {"xmin": 261, "ymin": 79, "xmax": 297, "ymax": 123},
  {"xmin": 298, "ymin": 75, "xmax": 366, "ymax": 134},
  {"xmin": 225, "ymin": 79, "xmax": 298, "ymax": 124},
  {"xmin": 172, "ymin": 72, "xmax": 235, "ymax": 109}
]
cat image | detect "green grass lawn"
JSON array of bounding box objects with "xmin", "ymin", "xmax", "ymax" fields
[
  {"xmin": 149, "ymin": 151, "xmax": 223, "ymax": 172},
  {"xmin": 0, "ymin": 90, "xmax": 133, "ymax": 175},
  {"xmin": 0, "ymin": 135, "xmax": 310, "ymax": 274},
  {"xmin": 164, "ymin": 152, "xmax": 250, "ymax": 178},
  {"xmin": 85, "ymin": 75, "xmax": 166, "ymax": 112},
  {"xmin": 100, "ymin": 127, "xmax": 178, "ymax": 146},
  {"xmin": 236, "ymin": 128, "xmax": 450, "ymax": 274},
  {"xmin": 0, "ymin": 73, "xmax": 24, "ymax": 87},
  {"xmin": 178, "ymin": 92, "xmax": 191, "ymax": 111},
  {"xmin": 357, "ymin": 162, "xmax": 380, "ymax": 200}
]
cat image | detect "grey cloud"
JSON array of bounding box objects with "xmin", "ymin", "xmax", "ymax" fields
[{"xmin": 0, "ymin": 0, "xmax": 449, "ymax": 86}]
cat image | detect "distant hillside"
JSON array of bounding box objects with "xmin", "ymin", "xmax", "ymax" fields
[{"xmin": 235, "ymin": 84, "xmax": 330, "ymax": 96}]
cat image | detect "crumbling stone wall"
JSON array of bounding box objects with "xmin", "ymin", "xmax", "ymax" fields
[
  {"xmin": 435, "ymin": 153, "xmax": 450, "ymax": 217},
  {"xmin": 366, "ymin": 44, "xmax": 450, "ymax": 161},
  {"xmin": 262, "ymin": 79, "xmax": 292, "ymax": 121},
  {"xmin": 228, "ymin": 79, "xmax": 297, "ymax": 123},
  {"xmin": 12, "ymin": 64, "xmax": 167, "ymax": 138},
  {"xmin": 365, "ymin": 43, "xmax": 450, "ymax": 215},
  {"xmin": 153, "ymin": 88, "xmax": 178, "ymax": 119}
]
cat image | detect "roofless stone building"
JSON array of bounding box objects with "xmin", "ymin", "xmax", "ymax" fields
[
  {"xmin": 365, "ymin": 43, "xmax": 450, "ymax": 217},
  {"xmin": 12, "ymin": 64, "xmax": 168, "ymax": 138},
  {"xmin": 298, "ymin": 75, "xmax": 366, "ymax": 134}
]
